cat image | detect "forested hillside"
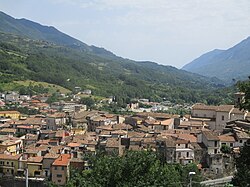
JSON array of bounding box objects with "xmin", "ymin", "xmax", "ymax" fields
[
  {"xmin": 0, "ymin": 11, "xmax": 234, "ymax": 105},
  {"xmin": 0, "ymin": 32, "xmax": 233, "ymax": 105}
]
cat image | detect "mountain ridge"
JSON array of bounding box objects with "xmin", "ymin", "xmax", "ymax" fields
[
  {"xmin": 0, "ymin": 11, "xmax": 229, "ymax": 104},
  {"xmin": 182, "ymin": 36, "xmax": 250, "ymax": 83}
]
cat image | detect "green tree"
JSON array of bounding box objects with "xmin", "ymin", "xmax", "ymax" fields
[
  {"xmin": 237, "ymin": 77, "xmax": 250, "ymax": 110},
  {"xmin": 232, "ymin": 77, "xmax": 250, "ymax": 186},
  {"xmin": 65, "ymin": 151, "xmax": 202, "ymax": 187},
  {"xmin": 220, "ymin": 144, "xmax": 231, "ymax": 154},
  {"xmin": 80, "ymin": 97, "xmax": 95, "ymax": 109},
  {"xmin": 232, "ymin": 142, "xmax": 250, "ymax": 187}
]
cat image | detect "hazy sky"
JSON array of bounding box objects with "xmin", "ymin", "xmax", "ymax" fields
[{"xmin": 1, "ymin": 0, "xmax": 250, "ymax": 68}]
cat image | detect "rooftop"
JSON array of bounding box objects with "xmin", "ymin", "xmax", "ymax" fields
[{"xmin": 52, "ymin": 154, "xmax": 71, "ymax": 166}]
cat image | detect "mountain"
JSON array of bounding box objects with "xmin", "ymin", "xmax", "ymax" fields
[
  {"xmin": 182, "ymin": 37, "xmax": 250, "ymax": 84},
  {"xmin": 0, "ymin": 11, "xmax": 114, "ymax": 57},
  {"xmin": 0, "ymin": 12, "xmax": 230, "ymax": 105}
]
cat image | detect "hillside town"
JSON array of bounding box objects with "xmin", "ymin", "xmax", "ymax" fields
[{"xmin": 0, "ymin": 90, "xmax": 249, "ymax": 186}]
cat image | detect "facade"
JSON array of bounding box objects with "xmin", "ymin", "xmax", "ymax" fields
[
  {"xmin": 0, "ymin": 111, "xmax": 21, "ymax": 120},
  {"xmin": 0, "ymin": 154, "xmax": 21, "ymax": 176},
  {"xmin": 51, "ymin": 154, "xmax": 71, "ymax": 185}
]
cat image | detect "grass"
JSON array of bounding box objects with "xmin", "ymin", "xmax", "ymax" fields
[{"xmin": 13, "ymin": 80, "xmax": 71, "ymax": 94}]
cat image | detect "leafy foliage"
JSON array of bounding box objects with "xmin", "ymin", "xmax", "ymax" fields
[
  {"xmin": 232, "ymin": 142, "xmax": 250, "ymax": 187},
  {"xmin": 65, "ymin": 151, "xmax": 202, "ymax": 187},
  {"xmin": 237, "ymin": 77, "xmax": 250, "ymax": 111},
  {"xmin": 220, "ymin": 144, "xmax": 231, "ymax": 154}
]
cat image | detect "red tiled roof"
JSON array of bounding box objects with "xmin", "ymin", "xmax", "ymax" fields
[
  {"xmin": 52, "ymin": 154, "xmax": 71, "ymax": 166},
  {"xmin": 67, "ymin": 142, "xmax": 80, "ymax": 147},
  {"xmin": 0, "ymin": 111, "xmax": 20, "ymax": 114},
  {"xmin": 0, "ymin": 154, "xmax": 21, "ymax": 160},
  {"xmin": 218, "ymin": 134, "xmax": 236, "ymax": 142},
  {"xmin": 27, "ymin": 156, "xmax": 43, "ymax": 163}
]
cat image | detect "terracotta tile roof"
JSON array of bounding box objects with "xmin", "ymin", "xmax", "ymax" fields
[
  {"xmin": 0, "ymin": 128, "xmax": 16, "ymax": 133},
  {"xmin": 192, "ymin": 103, "xmax": 234, "ymax": 112},
  {"xmin": 36, "ymin": 139, "xmax": 50, "ymax": 145},
  {"xmin": 96, "ymin": 124, "xmax": 113, "ymax": 131},
  {"xmin": 44, "ymin": 153, "xmax": 60, "ymax": 159},
  {"xmin": 216, "ymin": 105, "xmax": 234, "ymax": 112},
  {"xmin": 127, "ymin": 131, "xmax": 145, "ymax": 138},
  {"xmin": 106, "ymin": 138, "xmax": 119, "ymax": 148},
  {"xmin": 16, "ymin": 117, "xmax": 46, "ymax": 125},
  {"xmin": 231, "ymin": 108, "xmax": 246, "ymax": 114},
  {"xmin": 67, "ymin": 142, "xmax": 80, "ymax": 147},
  {"xmin": 192, "ymin": 103, "xmax": 218, "ymax": 111},
  {"xmin": 235, "ymin": 131, "xmax": 250, "ymax": 139},
  {"xmin": 48, "ymin": 112, "xmax": 66, "ymax": 118},
  {"xmin": 176, "ymin": 139, "xmax": 189, "ymax": 144},
  {"xmin": 160, "ymin": 119, "xmax": 174, "ymax": 126},
  {"xmin": 202, "ymin": 130, "xmax": 219, "ymax": 141},
  {"xmin": 0, "ymin": 153, "xmax": 21, "ymax": 160},
  {"xmin": 218, "ymin": 134, "xmax": 236, "ymax": 142},
  {"xmin": 27, "ymin": 156, "xmax": 43, "ymax": 163},
  {"xmin": 17, "ymin": 125, "xmax": 39, "ymax": 129},
  {"xmin": 112, "ymin": 123, "xmax": 133, "ymax": 130},
  {"xmin": 0, "ymin": 111, "xmax": 20, "ymax": 114},
  {"xmin": 177, "ymin": 134, "xmax": 197, "ymax": 143},
  {"xmin": 111, "ymin": 130, "xmax": 127, "ymax": 135},
  {"xmin": 52, "ymin": 154, "xmax": 71, "ymax": 166}
]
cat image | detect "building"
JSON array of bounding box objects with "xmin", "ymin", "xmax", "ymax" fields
[
  {"xmin": 0, "ymin": 154, "xmax": 21, "ymax": 176},
  {"xmin": 0, "ymin": 111, "xmax": 21, "ymax": 120},
  {"xmin": 51, "ymin": 154, "xmax": 71, "ymax": 185}
]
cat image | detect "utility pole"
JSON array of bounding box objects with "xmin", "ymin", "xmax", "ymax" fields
[
  {"xmin": 189, "ymin": 171, "xmax": 196, "ymax": 187},
  {"xmin": 26, "ymin": 168, "xmax": 29, "ymax": 187}
]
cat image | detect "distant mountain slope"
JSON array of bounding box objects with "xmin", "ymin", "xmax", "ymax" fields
[
  {"xmin": 182, "ymin": 37, "xmax": 250, "ymax": 84},
  {"xmin": 0, "ymin": 11, "xmax": 114, "ymax": 57},
  {"xmin": 0, "ymin": 12, "xmax": 230, "ymax": 104}
]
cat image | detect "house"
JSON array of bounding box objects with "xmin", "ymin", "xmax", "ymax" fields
[
  {"xmin": 0, "ymin": 111, "xmax": 21, "ymax": 120},
  {"xmin": 27, "ymin": 156, "xmax": 44, "ymax": 178},
  {"xmin": 191, "ymin": 104, "xmax": 241, "ymax": 131},
  {"xmin": 218, "ymin": 134, "xmax": 236, "ymax": 148},
  {"xmin": 175, "ymin": 139, "xmax": 194, "ymax": 165},
  {"xmin": 51, "ymin": 154, "xmax": 71, "ymax": 185},
  {"xmin": 0, "ymin": 154, "xmax": 21, "ymax": 176},
  {"xmin": 199, "ymin": 130, "xmax": 220, "ymax": 155},
  {"xmin": 0, "ymin": 137, "xmax": 22, "ymax": 155},
  {"xmin": 43, "ymin": 153, "xmax": 60, "ymax": 178},
  {"xmin": 46, "ymin": 113, "xmax": 66, "ymax": 130},
  {"xmin": 5, "ymin": 92, "xmax": 19, "ymax": 103}
]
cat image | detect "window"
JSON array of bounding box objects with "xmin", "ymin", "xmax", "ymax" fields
[
  {"xmin": 240, "ymin": 140, "xmax": 243, "ymax": 143},
  {"xmin": 222, "ymin": 115, "xmax": 224, "ymax": 121},
  {"xmin": 61, "ymin": 166, "xmax": 64, "ymax": 170},
  {"xmin": 54, "ymin": 166, "xmax": 57, "ymax": 170},
  {"xmin": 57, "ymin": 174, "xmax": 62, "ymax": 178},
  {"xmin": 185, "ymin": 144, "xmax": 188, "ymax": 148},
  {"xmin": 187, "ymin": 152, "xmax": 189, "ymax": 157},
  {"xmin": 230, "ymin": 143, "xmax": 233, "ymax": 147},
  {"xmin": 204, "ymin": 114, "xmax": 206, "ymax": 117},
  {"xmin": 58, "ymin": 180, "xmax": 61, "ymax": 183},
  {"xmin": 214, "ymin": 149, "xmax": 218, "ymax": 154},
  {"xmin": 214, "ymin": 141, "xmax": 218, "ymax": 147}
]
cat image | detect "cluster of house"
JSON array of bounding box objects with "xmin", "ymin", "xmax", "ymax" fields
[{"xmin": 0, "ymin": 91, "xmax": 249, "ymax": 185}]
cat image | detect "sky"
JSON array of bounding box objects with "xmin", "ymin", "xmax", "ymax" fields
[{"xmin": 1, "ymin": 0, "xmax": 250, "ymax": 68}]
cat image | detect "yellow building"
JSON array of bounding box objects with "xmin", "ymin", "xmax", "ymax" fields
[
  {"xmin": 0, "ymin": 138, "xmax": 22, "ymax": 156},
  {"xmin": 27, "ymin": 156, "xmax": 44, "ymax": 177},
  {"xmin": 0, "ymin": 111, "xmax": 21, "ymax": 120},
  {"xmin": 0, "ymin": 154, "xmax": 21, "ymax": 176}
]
